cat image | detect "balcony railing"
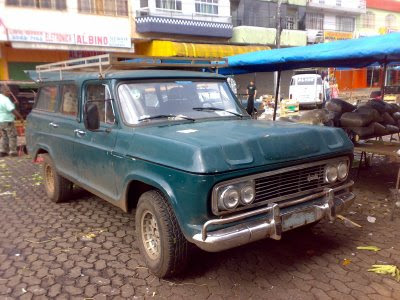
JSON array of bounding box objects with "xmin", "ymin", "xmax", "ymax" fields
[{"xmin": 136, "ymin": 8, "xmax": 232, "ymax": 23}]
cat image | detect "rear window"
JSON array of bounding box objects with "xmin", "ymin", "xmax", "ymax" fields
[
  {"xmin": 297, "ymin": 77, "xmax": 316, "ymax": 86},
  {"xmin": 35, "ymin": 86, "xmax": 58, "ymax": 111}
]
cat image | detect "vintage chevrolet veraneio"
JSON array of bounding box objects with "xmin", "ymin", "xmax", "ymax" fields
[{"xmin": 26, "ymin": 57, "xmax": 355, "ymax": 278}]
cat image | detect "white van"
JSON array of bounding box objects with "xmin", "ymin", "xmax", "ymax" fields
[{"xmin": 289, "ymin": 74, "xmax": 325, "ymax": 108}]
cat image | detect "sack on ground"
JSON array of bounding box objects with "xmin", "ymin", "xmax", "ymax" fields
[
  {"xmin": 340, "ymin": 112, "xmax": 374, "ymax": 127},
  {"xmin": 325, "ymin": 98, "xmax": 355, "ymax": 113},
  {"xmin": 371, "ymin": 122, "xmax": 388, "ymax": 136},
  {"xmin": 348, "ymin": 123, "xmax": 375, "ymax": 138},
  {"xmin": 383, "ymin": 112, "xmax": 396, "ymax": 125}
]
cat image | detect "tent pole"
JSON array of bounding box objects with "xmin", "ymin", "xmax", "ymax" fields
[
  {"xmin": 273, "ymin": 70, "xmax": 281, "ymax": 121},
  {"xmin": 381, "ymin": 58, "xmax": 388, "ymax": 100}
]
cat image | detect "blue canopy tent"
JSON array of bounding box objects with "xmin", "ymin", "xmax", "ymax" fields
[
  {"xmin": 221, "ymin": 33, "xmax": 400, "ymax": 74},
  {"xmin": 221, "ymin": 33, "xmax": 400, "ymax": 120}
]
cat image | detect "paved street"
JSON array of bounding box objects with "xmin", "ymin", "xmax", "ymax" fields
[{"xmin": 0, "ymin": 155, "xmax": 400, "ymax": 299}]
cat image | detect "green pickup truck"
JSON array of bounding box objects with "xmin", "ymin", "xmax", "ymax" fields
[{"xmin": 26, "ymin": 55, "xmax": 355, "ymax": 278}]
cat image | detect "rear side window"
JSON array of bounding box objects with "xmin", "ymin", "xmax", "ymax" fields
[
  {"xmin": 61, "ymin": 84, "xmax": 78, "ymax": 117},
  {"xmin": 35, "ymin": 86, "xmax": 58, "ymax": 111}
]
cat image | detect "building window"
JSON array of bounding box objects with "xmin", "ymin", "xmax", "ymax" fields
[
  {"xmin": 336, "ymin": 0, "xmax": 341, "ymax": 6},
  {"xmin": 6, "ymin": 0, "xmax": 66, "ymax": 9},
  {"xmin": 78, "ymin": 0, "xmax": 128, "ymax": 16},
  {"xmin": 155, "ymin": 0, "xmax": 182, "ymax": 11},
  {"xmin": 336, "ymin": 16, "xmax": 354, "ymax": 32},
  {"xmin": 362, "ymin": 11, "xmax": 375, "ymax": 29},
  {"xmin": 140, "ymin": 0, "xmax": 148, "ymax": 7},
  {"xmin": 306, "ymin": 13, "xmax": 324, "ymax": 30},
  {"xmin": 286, "ymin": 16, "xmax": 297, "ymax": 30},
  {"xmin": 195, "ymin": 0, "xmax": 218, "ymax": 15},
  {"xmin": 385, "ymin": 14, "xmax": 397, "ymax": 29}
]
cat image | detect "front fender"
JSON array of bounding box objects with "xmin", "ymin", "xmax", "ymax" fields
[{"xmin": 120, "ymin": 165, "xmax": 215, "ymax": 241}]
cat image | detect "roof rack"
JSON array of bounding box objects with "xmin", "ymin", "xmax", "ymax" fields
[{"xmin": 35, "ymin": 53, "xmax": 228, "ymax": 80}]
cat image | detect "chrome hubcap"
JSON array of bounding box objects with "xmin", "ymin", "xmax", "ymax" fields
[{"xmin": 141, "ymin": 210, "xmax": 160, "ymax": 260}]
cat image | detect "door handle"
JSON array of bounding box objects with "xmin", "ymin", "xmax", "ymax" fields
[
  {"xmin": 49, "ymin": 122, "xmax": 59, "ymax": 128},
  {"xmin": 74, "ymin": 129, "xmax": 86, "ymax": 137}
]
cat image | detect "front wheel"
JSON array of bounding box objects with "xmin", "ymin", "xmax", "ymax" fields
[{"xmin": 135, "ymin": 190, "xmax": 189, "ymax": 278}]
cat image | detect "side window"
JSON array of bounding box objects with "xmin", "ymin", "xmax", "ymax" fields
[
  {"xmin": 86, "ymin": 83, "xmax": 115, "ymax": 124},
  {"xmin": 35, "ymin": 86, "xmax": 58, "ymax": 111},
  {"xmin": 61, "ymin": 84, "xmax": 78, "ymax": 117}
]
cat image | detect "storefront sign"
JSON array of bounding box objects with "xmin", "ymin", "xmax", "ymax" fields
[
  {"xmin": 324, "ymin": 31, "xmax": 354, "ymax": 42},
  {"xmin": 6, "ymin": 28, "xmax": 130, "ymax": 48},
  {"xmin": 0, "ymin": 17, "xmax": 131, "ymax": 48}
]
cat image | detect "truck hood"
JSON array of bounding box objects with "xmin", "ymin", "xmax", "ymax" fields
[{"xmin": 128, "ymin": 119, "xmax": 353, "ymax": 174}]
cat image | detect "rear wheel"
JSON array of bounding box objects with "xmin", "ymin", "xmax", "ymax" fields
[
  {"xmin": 135, "ymin": 190, "xmax": 189, "ymax": 278},
  {"xmin": 42, "ymin": 154, "xmax": 73, "ymax": 203}
]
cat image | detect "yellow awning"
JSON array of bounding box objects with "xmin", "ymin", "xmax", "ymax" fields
[{"xmin": 135, "ymin": 40, "xmax": 270, "ymax": 58}]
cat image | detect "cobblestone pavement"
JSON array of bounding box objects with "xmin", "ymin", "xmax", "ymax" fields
[{"xmin": 0, "ymin": 155, "xmax": 400, "ymax": 300}]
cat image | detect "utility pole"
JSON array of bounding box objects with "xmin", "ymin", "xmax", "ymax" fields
[{"xmin": 273, "ymin": 0, "xmax": 282, "ymax": 120}]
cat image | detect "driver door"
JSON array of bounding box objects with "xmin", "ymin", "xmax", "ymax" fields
[{"xmin": 73, "ymin": 81, "xmax": 119, "ymax": 199}]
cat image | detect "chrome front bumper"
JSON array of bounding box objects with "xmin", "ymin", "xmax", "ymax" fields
[{"xmin": 193, "ymin": 181, "xmax": 355, "ymax": 252}]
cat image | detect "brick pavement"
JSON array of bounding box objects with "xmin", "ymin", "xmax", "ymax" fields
[{"xmin": 0, "ymin": 155, "xmax": 400, "ymax": 299}]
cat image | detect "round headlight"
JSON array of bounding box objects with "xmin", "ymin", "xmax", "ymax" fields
[
  {"xmin": 337, "ymin": 161, "xmax": 348, "ymax": 181},
  {"xmin": 241, "ymin": 184, "xmax": 255, "ymax": 205},
  {"xmin": 325, "ymin": 165, "xmax": 338, "ymax": 183},
  {"xmin": 219, "ymin": 186, "xmax": 240, "ymax": 210}
]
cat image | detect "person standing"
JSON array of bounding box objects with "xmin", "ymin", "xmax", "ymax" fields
[
  {"xmin": 0, "ymin": 85, "xmax": 23, "ymax": 157},
  {"xmin": 246, "ymin": 80, "xmax": 257, "ymax": 116}
]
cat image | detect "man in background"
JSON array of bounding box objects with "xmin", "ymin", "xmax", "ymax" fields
[
  {"xmin": 246, "ymin": 80, "xmax": 257, "ymax": 116},
  {"xmin": 0, "ymin": 85, "xmax": 23, "ymax": 157}
]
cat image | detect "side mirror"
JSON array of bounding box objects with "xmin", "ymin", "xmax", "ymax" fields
[{"xmin": 84, "ymin": 102, "xmax": 100, "ymax": 131}]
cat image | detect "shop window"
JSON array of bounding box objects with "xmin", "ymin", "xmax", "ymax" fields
[
  {"xmin": 35, "ymin": 86, "xmax": 58, "ymax": 112},
  {"xmin": 362, "ymin": 11, "xmax": 375, "ymax": 29},
  {"xmin": 155, "ymin": 0, "xmax": 182, "ymax": 11},
  {"xmin": 336, "ymin": 16, "xmax": 354, "ymax": 32},
  {"xmin": 306, "ymin": 13, "xmax": 324, "ymax": 30},
  {"xmin": 78, "ymin": 0, "xmax": 128, "ymax": 16},
  {"xmin": 6, "ymin": 0, "xmax": 66, "ymax": 9},
  {"xmin": 385, "ymin": 14, "xmax": 397, "ymax": 29},
  {"xmin": 61, "ymin": 84, "xmax": 78, "ymax": 117},
  {"xmin": 195, "ymin": 0, "xmax": 218, "ymax": 15}
]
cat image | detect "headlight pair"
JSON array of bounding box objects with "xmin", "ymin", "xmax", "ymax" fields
[
  {"xmin": 218, "ymin": 181, "xmax": 255, "ymax": 211},
  {"xmin": 325, "ymin": 161, "xmax": 349, "ymax": 183}
]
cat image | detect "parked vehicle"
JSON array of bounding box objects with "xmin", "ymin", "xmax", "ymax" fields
[
  {"xmin": 289, "ymin": 74, "xmax": 325, "ymax": 108},
  {"xmin": 26, "ymin": 55, "xmax": 355, "ymax": 278}
]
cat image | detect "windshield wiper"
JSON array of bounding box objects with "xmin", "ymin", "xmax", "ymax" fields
[
  {"xmin": 138, "ymin": 114, "xmax": 195, "ymax": 122},
  {"xmin": 192, "ymin": 107, "xmax": 243, "ymax": 118}
]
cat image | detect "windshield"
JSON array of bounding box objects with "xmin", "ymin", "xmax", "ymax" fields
[{"xmin": 118, "ymin": 80, "xmax": 244, "ymax": 124}]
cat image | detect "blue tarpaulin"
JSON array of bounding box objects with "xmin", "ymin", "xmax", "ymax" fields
[{"xmin": 221, "ymin": 33, "xmax": 400, "ymax": 75}]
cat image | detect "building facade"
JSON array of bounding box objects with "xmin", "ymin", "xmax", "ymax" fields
[
  {"xmin": 306, "ymin": 0, "xmax": 366, "ymax": 43},
  {"xmin": 230, "ymin": 0, "xmax": 308, "ymax": 47},
  {"xmin": 131, "ymin": 0, "xmax": 270, "ymax": 58},
  {"xmin": 0, "ymin": 0, "xmax": 134, "ymax": 81}
]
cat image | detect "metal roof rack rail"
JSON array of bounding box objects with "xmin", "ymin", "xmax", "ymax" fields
[{"xmin": 35, "ymin": 53, "xmax": 228, "ymax": 80}]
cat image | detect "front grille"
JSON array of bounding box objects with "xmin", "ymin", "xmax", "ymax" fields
[{"xmin": 254, "ymin": 164, "xmax": 326, "ymax": 203}]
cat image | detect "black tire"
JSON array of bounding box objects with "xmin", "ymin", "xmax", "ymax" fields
[
  {"xmin": 42, "ymin": 154, "xmax": 73, "ymax": 203},
  {"xmin": 135, "ymin": 190, "xmax": 189, "ymax": 278}
]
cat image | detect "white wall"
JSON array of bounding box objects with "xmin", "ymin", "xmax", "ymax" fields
[
  {"xmin": 308, "ymin": 0, "xmax": 364, "ymax": 10},
  {"xmin": 134, "ymin": 0, "xmax": 231, "ymax": 22},
  {"xmin": 0, "ymin": 0, "xmax": 132, "ymax": 49}
]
